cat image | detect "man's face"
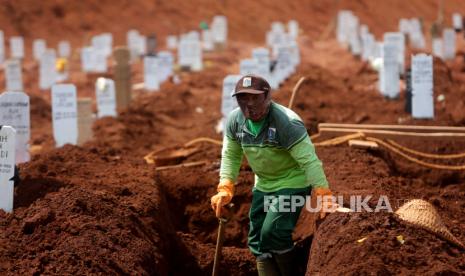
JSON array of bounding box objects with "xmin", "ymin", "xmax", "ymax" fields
[{"xmin": 236, "ymin": 93, "xmax": 269, "ymax": 121}]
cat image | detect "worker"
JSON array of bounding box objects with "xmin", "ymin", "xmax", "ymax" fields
[{"xmin": 211, "ymin": 75, "xmax": 334, "ymax": 275}]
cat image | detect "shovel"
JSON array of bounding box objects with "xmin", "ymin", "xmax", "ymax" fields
[
  {"xmin": 212, "ymin": 217, "xmax": 228, "ymax": 276},
  {"xmin": 212, "ymin": 203, "xmax": 232, "ymax": 276}
]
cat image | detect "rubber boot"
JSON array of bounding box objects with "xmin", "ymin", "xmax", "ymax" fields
[
  {"xmin": 256, "ymin": 254, "xmax": 280, "ymax": 276},
  {"xmin": 273, "ymin": 250, "xmax": 294, "ymax": 276}
]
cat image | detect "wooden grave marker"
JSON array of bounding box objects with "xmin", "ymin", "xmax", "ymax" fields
[
  {"xmin": 113, "ymin": 47, "xmax": 131, "ymax": 110},
  {"xmin": 77, "ymin": 97, "xmax": 94, "ymax": 145}
]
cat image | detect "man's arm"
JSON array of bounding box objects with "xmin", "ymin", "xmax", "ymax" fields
[
  {"xmin": 219, "ymin": 135, "xmax": 243, "ymax": 182},
  {"xmin": 289, "ymin": 135, "xmax": 329, "ymax": 189}
]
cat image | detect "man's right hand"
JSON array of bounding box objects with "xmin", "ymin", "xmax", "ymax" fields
[{"xmin": 211, "ymin": 179, "xmax": 234, "ymax": 218}]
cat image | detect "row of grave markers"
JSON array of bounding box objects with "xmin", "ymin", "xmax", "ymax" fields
[
  {"xmin": 0, "ymin": 81, "xmax": 115, "ymax": 213},
  {"xmin": 1, "ymin": 14, "xmax": 229, "ymax": 95},
  {"xmin": 336, "ymin": 10, "xmax": 465, "ymax": 119},
  {"xmin": 2, "ymin": 17, "xmax": 229, "ymax": 96},
  {"xmin": 0, "ymin": 15, "xmax": 231, "ymax": 213},
  {"xmin": 0, "ymin": 34, "xmax": 65, "ymax": 62},
  {"xmin": 0, "ymin": 36, "xmax": 211, "ymax": 165},
  {"xmin": 219, "ymin": 20, "xmax": 301, "ymax": 132}
]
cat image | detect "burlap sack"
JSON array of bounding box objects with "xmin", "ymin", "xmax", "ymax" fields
[{"xmin": 396, "ymin": 199, "xmax": 464, "ymax": 249}]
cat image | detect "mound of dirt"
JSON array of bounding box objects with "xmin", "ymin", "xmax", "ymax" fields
[
  {"xmin": 2, "ymin": 0, "xmax": 465, "ymax": 53},
  {"xmin": 0, "ymin": 145, "xmax": 201, "ymax": 275},
  {"xmin": 307, "ymin": 212, "xmax": 465, "ymax": 275}
]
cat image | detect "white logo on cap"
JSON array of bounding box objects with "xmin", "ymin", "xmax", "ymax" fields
[{"xmin": 243, "ymin": 77, "xmax": 252, "ymax": 87}]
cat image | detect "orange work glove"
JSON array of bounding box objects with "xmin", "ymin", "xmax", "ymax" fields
[
  {"xmin": 211, "ymin": 179, "xmax": 234, "ymax": 218},
  {"xmin": 313, "ymin": 187, "xmax": 335, "ymax": 220}
]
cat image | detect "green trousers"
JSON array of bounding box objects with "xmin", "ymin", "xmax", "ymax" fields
[{"xmin": 248, "ymin": 186, "xmax": 310, "ymax": 256}]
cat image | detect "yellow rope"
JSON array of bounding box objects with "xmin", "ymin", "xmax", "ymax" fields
[
  {"xmin": 183, "ymin": 133, "xmax": 362, "ymax": 148},
  {"xmin": 184, "ymin": 137, "xmax": 223, "ymax": 147},
  {"xmin": 367, "ymin": 137, "xmax": 465, "ymax": 171},
  {"xmin": 314, "ymin": 132, "xmax": 364, "ymax": 147},
  {"xmin": 310, "ymin": 132, "xmax": 321, "ymax": 141},
  {"xmin": 178, "ymin": 134, "xmax": 465, "ymax": 171},
  {"xmin": 386, "ymin": 139, "xmax": 465, "ymax": 159},
  {"xmin": 288, "ymin": 77, "xmax": 307, "ymax": 110}
]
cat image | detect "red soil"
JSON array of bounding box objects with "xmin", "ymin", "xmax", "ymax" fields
[{"xmin": 0, "ymin": 0, "xmax": 465, "ymax": 275}]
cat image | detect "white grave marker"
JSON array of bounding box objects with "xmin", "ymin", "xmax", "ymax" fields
[
  {"xmin": 81, "ymin": 47, "xmax": 94, "ymax": 73},
  {"xmin": 384, "ymin": 32, "xmax": 405, "ymax": 74},
  {"xmin": 0, "ymin": 31, "xmax": 4, "ymax": 64},
  {"xmin": 138, "ymin": 35, "xmax": 147, "ymax": 56},
  {"xmin": 0, "ymin": 126, "xmax": 15, "ymax": 213},
  {"xmin": 96, "ymin": 78, "xmax": 117, "ymax": 118},
  {"xmin": 240, "ymin": 59, "xmax": 259, "ymax": 76},
  {"xmin": 101, "ymin": 33, "xmax": 113, "ymax": 57},
  {"xmin": 271, "ymin": 21, "xmax": 286, "ymax": 33},
  {"xmin": 93, "ymin": 49, "xmax": 108, "ymax": 73},
  {"xmin": 409, "ymin": 19, "xmax": 425, "ymax": 49},
  {"xmin": 411, "ymin": 54, "xmax": 434, "ymax": 119},
  {"xmin": 211, "ymin": 15, "xmax": 228, "ymax": 47},
  {"xmin": 362, "ymin": 33, "xmax": 375, "ymax": 61},
  {"xmin": 92, "ymin": 33, "xmax": 113, "ymax": 58},
  {"xmin": 0, "ymin": 92, "xmax": 29, "ymax": 163},
  {"xmin": 337, "ymin": 10, "xmax": 352, "ymax": 44},
  {"xmin": 5, "ymin": 59, "xmax": 23, "ymax": 91},
  {"xmin": 144, "ymin": 56, "xmax": 160, "ymax": 91},
  {"xmin": 127, "ymin": 30, "xmax": 146, "ymax": 61},
  {"xmin": 442, "ymin": 28, "xmax": 456, "ymax": 60},
  {"xmin": 381, "ymin": 42, "xmax": 400, "ymax": 98},
  {"xmin": 452, "ymin": 13, "xmax": 463, "ymax": 31},
  {"xmin": 219, "ymin": 75, "xmax": 241, "ymax": 132},
  {"xmin": 348, "ymin": 16, "xmax": 361, "ymax": 56},
  {"xmin": 399, "ymin": 19, "xmax": 410, "ymax": 34},
  {"xmin": 58, "ymin": 41, "xmax": 71, "ymax": 58},
  {"xmin": 288, "ymin": 20, "xmax": 299, "ymax": 39},
  {"xmin": 10, "ymin": 37, "xmax": 24, "ymax": 59},
  {"xmin": 288, "ymin": 41, "xmax": 300, "ymax": 68},
  {"xmin": 202, "ymin": 29, "xmax": 214, "ymax": 51},
  {"xmin": 157, "ymin": 51, "xmax": 174, "ymax": 83},
  {"xmin": 274, "ymin": 44, "xmax": 293, "ymax": 84},
  {"xmin": 52, "ymin": 84, "xmax": 78, "ymax": 147},
  {"xmin": 221, "ymin": 75, "xmax": 241, "ymax": 118},
  {"xmin": 178, "ymin": 38, "xmax": 191, "ymax": 69},
  {"xmin": 127, "ymin": 29, "xmax": 140, "ymax": 60},
  {"xmin": 33, "ymin": 39, "xmax": 46, "ymax": 61},
  {"xmin": 39, "ymin": 49, "xmax": 56, "ymax": 90},
  {"xmin": 179, "ymin": 37, "xmax": 202, "ymax": 71},
  {"xmin": 252, "ymin": 48, "xmax": 271, "ymax": 82},
  {"xmin": 267, "ymin": 29, "xmax": 286, "ymax": 48},
  {"xmin": 166, "ymin": 35, "xmax": 178, "ymax": 50},
  {"xmin": 360, "ymin": 25, "xmax": 369, "ymax": 37},
  {"xmin": 432, "ymin": 38, "xmax": 443, "ymax": 59}
]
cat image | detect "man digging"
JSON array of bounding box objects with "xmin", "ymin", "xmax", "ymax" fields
[{"xmin": 211, "ymin": 75, "xmax": 334, "ymax": 275}]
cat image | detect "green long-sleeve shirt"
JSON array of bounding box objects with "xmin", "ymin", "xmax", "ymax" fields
[{"xmin": 220, "ymin": 102, "xmax": 328, "ymax": 192}]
